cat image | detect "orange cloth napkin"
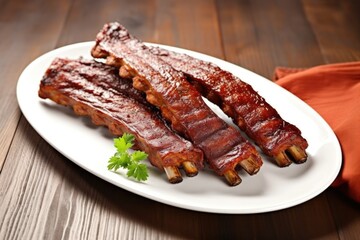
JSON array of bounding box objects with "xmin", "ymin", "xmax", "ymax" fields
[{"xmin": 274, "ymin": 62, "xmax": 360, "ymax": 202}]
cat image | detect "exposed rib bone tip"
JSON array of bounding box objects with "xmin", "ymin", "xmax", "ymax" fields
[
  {"xmin": 239, "ymin": 156, "xmax": 262, "ymax": 175},
  {"xmin": 274, "ymin": 152, "xmax": 292, "ymax": 167},
  {"xmin": 286, "ymin": 145, "xmax": 307, "ymax": 163},
  {"xmin": 224, "ymin": 169, "xmax": 242, "ymax": 186},
  {"xmin": 182, "ymin": 161, "xmax": 198, "ymax": 177},
  {"xmin": 164, "ymin": 166, "xmax": 183, "ymax": 184}
]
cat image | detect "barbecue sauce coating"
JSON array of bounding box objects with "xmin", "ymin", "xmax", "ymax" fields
[
  {"xmin": 38, "ymin": 58, "xmax": 204, "ymax": 171},
  {"xmin": 91, "ymin": 22, "xmax": 262, "ymax": 175},
  {"xmin": 150, "ymin": 47, "xmax": 308, "ymax": 158}
]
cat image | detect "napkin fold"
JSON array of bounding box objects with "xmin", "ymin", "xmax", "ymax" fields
[{"xmin": 274, "ymin": 62, "xmax": 360, "ymax": 202}]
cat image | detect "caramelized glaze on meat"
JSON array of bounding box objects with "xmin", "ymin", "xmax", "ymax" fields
[
  {"xmin": 150, "ymin": 47, "xmax": 308, "ymax": 166},
  {"xmin": 91, "ymin": 23, "xmax": 263, "ymax": 184},
  {"xmin": 38, "ymin": 58, "xmax": 204, "ymax": 181}
]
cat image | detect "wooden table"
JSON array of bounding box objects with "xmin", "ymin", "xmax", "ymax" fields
[{"xmin": 1, "ymin": 0, "xmax": 359, "ymax": 239}]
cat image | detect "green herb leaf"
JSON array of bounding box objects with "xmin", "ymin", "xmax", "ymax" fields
[
  {"xmin": 122, "ymin": 133, "xmax": 135, "ymax": 144},
  {"xmin": 131, "ymin": 150, "xmax": 148, "ymax": 162},
  {"xmin": 108, "ymin": 133, "xmax": 149, "ymax": 182},
  {"xmin": 114, "ymin": 136, "xmax": 133, "ymax": 153},
  {"xmin": 127, "ymin": 163, "xmax": 149, "ymax": 181}
]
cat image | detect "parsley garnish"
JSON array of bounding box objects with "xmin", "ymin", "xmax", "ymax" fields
[{"xmin": 108, "ymin": 133, "xmax": 149, "ymax": 182}]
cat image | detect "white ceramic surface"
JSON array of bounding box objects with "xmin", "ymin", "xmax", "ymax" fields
[{"xmin": 17, "ymin": 42, "xmax": 342, "ymax": 214}]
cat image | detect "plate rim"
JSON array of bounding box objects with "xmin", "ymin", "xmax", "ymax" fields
[{"xmin": 16, "ymin": 41, "xmax": 342, "ymax": 214}]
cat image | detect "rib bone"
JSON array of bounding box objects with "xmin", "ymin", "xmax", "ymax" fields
[
  {"xmin": 38, "ymin": 58, "xmax": 204, "ymax": 183},
  {"xmin": 91, "ymin": 22, "xmax": 263, "ymax": 185},
  {"xmin": 148, "ymin": 44, "xmax": 309, "ymax": 167}
]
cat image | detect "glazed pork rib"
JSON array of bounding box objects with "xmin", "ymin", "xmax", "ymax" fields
[
  {"xmin": 38, "ymin": 58, "xmax": 204, "ymax": 183},
  {"xmin": 91, "ymin": 22, "xmax": 263, "ymax": 186},
  {"xmin": 149, "ymin": 47, "xmax": 308, "ymax": 166}
]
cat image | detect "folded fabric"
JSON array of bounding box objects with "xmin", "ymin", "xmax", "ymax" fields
[{"xmin": 274, "ymin": 62, "xmax": 360, "ymax": 202}]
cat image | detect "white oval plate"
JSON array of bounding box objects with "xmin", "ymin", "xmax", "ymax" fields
[{"xmin": 17, "ymin": 42, "xmax": 342, "ymax": 214}]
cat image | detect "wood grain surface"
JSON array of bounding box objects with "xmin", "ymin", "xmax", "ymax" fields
[{"xmin": 1, "ymin": 0, "xmax": 359, "ymax": 239}]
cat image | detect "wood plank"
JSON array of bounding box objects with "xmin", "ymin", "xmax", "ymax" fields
[
  {"xmin": 326, "ymin": 189, "xmax": 360, "ymax": 240},
  {"xmin": 216, "ymin": 0, "xmax": 325, "ymax": 79},
  {"xmin": 303, "ymin": 0, "xmax": 360, "ymax": 63},
  {"xmin": 154, "ymin": 0, "xmax": 224, "ymax": 59},
  {"xmin": 0, "ymin": 0, "xmax": 72, "ymax": 171},
  {"xmin": 0, "ymin": 118, "xmax": 166, "ymax": 239},
  {"xmin": 55, "ymin": 0, "xmax": 156, "ymax": 47}
]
